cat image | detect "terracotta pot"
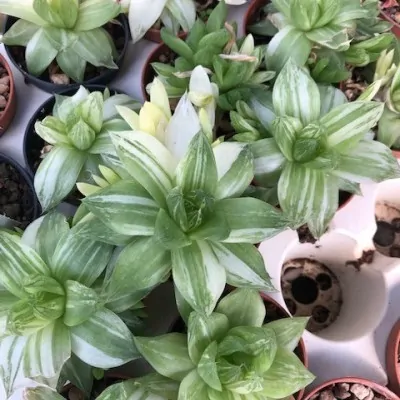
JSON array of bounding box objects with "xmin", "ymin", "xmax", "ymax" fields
[
  {"xmin": 302, "ymin": 377, "xmax": 398, "ymax": 400},
  {"xmin": 243, "ymin": 0, "xmax": 269, "ymax": 35},
  {"xmin": 380, "ymin": 10, "xmax": 400, "ymax": 37},
  {"xmin": 392, "ymin": 149, "xmax": 400, "ymax": 159},
  {"xmin": 0, "ymin": 54, "xmax": 16, "ymax": 136},
  {"xmin": 386, "ymin": 319, "xmax": 400, "ymax": 395},
  {"xmin": 145, "ymin": 27, "xmax": 187, "ymax": 43}
]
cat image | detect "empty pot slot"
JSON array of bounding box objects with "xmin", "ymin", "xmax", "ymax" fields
[{"xmin": 374, "ymin": 202, "xmax": 400, "ymax": 258}]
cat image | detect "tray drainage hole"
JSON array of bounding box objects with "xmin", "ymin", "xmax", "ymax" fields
[
  {"xmin": 392, "ymin": 217, "xmax": 400, "ymax": 233},
  {"xmin": 373, "ymin": 221, "xmax": 395, "ymax": 247},
  {"xmin": 291, "ymin": 276, "xmax": 318, "ymax": 305},
  {"xmin": 312, "ymin": 305, "xmax": 330, "ymax": 324},
  {"xmin": 315, "ymin": 273, "xmax": 332, "ymax": 291}
]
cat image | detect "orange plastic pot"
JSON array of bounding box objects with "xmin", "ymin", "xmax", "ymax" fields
[{"xmin": 386, "ymin": 319, "xmax": 400, "ymax": 395}]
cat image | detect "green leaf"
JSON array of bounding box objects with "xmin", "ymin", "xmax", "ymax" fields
[
  {"xmin": 64, "ymin": 280, "xmax": 99, "ymax": 327},
  {"xmin": 378, "ymin": 106, "xmax": 400, "ymax": 148},
  {"xmin": 216, "ymin": 289, "xmax": 266, "ymax": 328},
  {"xmin": 272, "ymin": 116, "xmax": 303, "ymax": 161},
  {"xmin": 318, "ymin": 84, "xmax": 347, "ymax": 117},
  {"xmin": 154, "ymin": 209, "xmax": 191, "ymax": 250},
  {"xmin": 79, "ymin": 91, "xmax": 104, "ymax": 133},
  {"xmin": 34, "ymin": 146, "xmax": 86, "ymax": 211},
  {"xmin": 273, "ymin": 59, "xmax": 321, "ymax": 125},
  {"xmin": 278, "ymin": 163, "xmax": 339, "ymax": 237},
  {"xmin": 172, "ymin": 241, "xmax": 226, "ymax": 315},
  {"xmin": 179, "ymin": 369, "xmax": 208, "ymax": 398},
  {"xmin": 83, "ymin": 180, "xmax": 159, "ymax": 237},
  {"xmin": 74, "ymin": 0, "xmax": 121, "ymax": 31},
  {"xmin": 70, "ymin": 308, "xmax": 138, "ymax": 369},
  {"xmin": 0, "ymin": 232, "xmax": 49, "ymax": 298},
  {"xmin": 67, "ymin": 118, "xmax": 96, "ymax": 151},
  {"xmin": 188, "ymin": 209, "xmax": 230, "ymax": 241},
  {"xmin": 24, "ymin": 319, "xmax": 71, "ymax": 379},
  {"xmin": 213, "ymin": 142, "xmax": 254, "ymax": 200},
  {"xmin": 305, "ymin": 26, "xmax": 350, "ymax": 51},
  {"xmin": 197, "ymin": 341, "xmax": 222, "ymax": 391},
  {"xmin": 1, "ymin": 19, "xmax": 40, "ymax": 46},
  {"xmin": 134, "ymin": 333, "xmax": 194, "ymax": 381},
  {"xmin": 174, "ymin": 285, "xmax": 192, "ymax": 326},
  {"xmin": 0, "ymin": 288, "xmax": 18, "ymax": 335},
  {"xmin": 251, "ymin": 138, "xmax": 286, "ymax": 187},
  {"xmin": 260, "ymin": 348, "xmax": 315, "ymax": 398},
  {"xmin": 210, "ymin": 242, "xmax": 275, "ymax": 291},
  {"xmin": 33, "ymin": 0, "xmax": 71, "ymax": 28},
  {"xmin": 206, "ymin": 0, "xmax": 227, "ymax": 32},
  {"xmin": 51, "ymin": 226, "xmax": 113, "ymax": 287},
  {"xmin": 53, "ymin": 86, "xmax": 89, "ymax": 122},
  {"xmin": 160, "ymin": 28, "xmax": 194, "ymax": 62},
  {"xmin": 333, "ymin": 140, "xmax": 400, "ymax": 183},
  {"xmin": 263, "ymin": 317, "xmax": 308, "ymax": 352},
  {"xmin": 289, "ymin": 0, "xmax": 320, "ymax": 31},
  {"xmin": 266, "ymin": 26, "xmax": 312, "ymax": 72},
  {"xmin": 188, "ymin": 312, "xmax": 229, "ymax": 364},
  {"xmin": 35, "ymin": 117, "xmax": 70, "ymax": 146},
  {"xmin": 176, "ymin": 132, "xmax": 218, "ymax": 196},
  {"xmin": 215, "ymin": 198, "xmax": 288, "ymax": 243},
  {"xmin": 322, "ymin": 101, "xmax": 384, "ymax": 152},
  {"xmin": 23, "ymin": 387, "xmax": 64, "ymax": 400},
  {"xmin": 107, "ymin": 237, "xmax": 171, "ymax": 299},
  {"xmin": 111, "ymin": 131, "xmax": 177, "ymax": 208}
]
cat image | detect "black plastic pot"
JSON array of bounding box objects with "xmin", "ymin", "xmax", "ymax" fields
[
  {"xmin": 3, "ymin": 14, "xmax": 130, "ymax": 93},
  {"xmin": 23, "ymin": 84, "xmax": 126, "ymax": 177},
  {"xmin": 0, "ymin": 152, "xmax": 41, "ymax": 226}
]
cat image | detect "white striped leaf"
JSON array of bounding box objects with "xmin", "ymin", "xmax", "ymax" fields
[
  {"xmin": 188, "ymin": 209, "xmax": 230, "ymax": 241},
  {"xmin": 263, "ymin": 317, "xmax": 309, "ymax": 352},
  {"xmin": 305, "ymin": 26, "xmax": 350, "ymax": 51},
  {"xmin": 213, "ymin": 142, "xmax": 254, "ymax": 200},
  {"xmin": 104, "ymin": 96, "xmax": 141, "ymax": 122},
  {"xmin": 53, "ymin": 86, "xmax": 89, "ymax": 122},
  {"xmin": 215, "ymin": 198, "xmax": 288, "ymax": 243},
  {"xmin": 174, "ymin": 285, "xmax": 192, "ymax": 326},
  {"xmin": 134, "ymin": 334, "xmax": 194, "ymax": 381},
  {"xmin": 0, "ymin": 287, "xmax": 18, "ymax": 336},
  {"xmin": 260, "ymin": 348, "xmax": 315, "ymax": 398},
  {"xmin": 82, "ymin": 180, "xmax": 159, "ymax": 237},
  {"xmin": 188, "ymin": 312, "xmax": 229, "ymax": 364},
  {"xmin": 216, "ymin": 289, "xmax": 266, "ymax": 329},
  {"xmin": 64, "ymin": 281, "xmax": 100, "ymax": 327},
  {"xmin": 74, "ymin": 0, "xmax": 121, "ymax": 31},
  {"xmin": 175, "ymin": 132, "xmax": 218, "ymax": 195},
  {"xmin": 34, "ymin": 117, "xmax": 70, "ymax": 146},
  {"xmin": 56, "ymin": 48, "xmax": 86, "ymax": 83},
  {"xmin": 272, "ymin": 116, "xmax": 302, "ymax": 161},
  {"xmin": 20, "ymin": 216, "xmax": 45, "ymax": 250},
  {"xmin": 251, "ymin": 138, "xmax": 286, "ymax": 187},
  {"xmin": 266, "ymin": 26, "xmax": 312, "ymax": 72},
  {"xmin": 197, "ymin": 341, "xmax": 221, "ymax": 391},
  {"xmin": 273, "ymin": 59, "xmax": 321, "ymax": 125},
  {"xmin": 0, "ymin": 336, "xmax": 27, "ymax": 398},
  {"xmin": 0, "ymin": 232, "xmax": 49, "ymax": 299},
  {"xmin": 51, "ymin": 227, "xmax": 113, "ymax": 287},
  {"xmin": 23, "ymin": 386, "xmax": 65, "ymax": 399},
  {"xmin": 1, "ymin": 19, "xmax": 40, "ymax": 46},
  {"xmin": 322, "ymin": 101, "xmax": 384, "ymax": 152},
  {"xmin": 105, "ymin": 288, "xmax": 150, "ymax": 314},
  {"xmin": 172, "ymin": 241, "xmax": 226, "ymax": 315},
  {"xmin": 111, "ymin": 131, "xmax": 177, "ymax": 208},
  {"xmin": 70, "ymin": 308, "xmax": 138, "ymax": 368},
  {"xmin": 24, "ymin": 319, "xmax": 71, "ymax": 380},
  {"xmin": 278, "ymin": 163, "xmax": 339, "ymax": 238},
  {"xmin": 73, "ymin": 212, "xmax": 133, "ymax": 246},
  {"xmin": 332, "ymin": 140, "xmax": 400, "ymax": 183},
  {"xmin": 378, "ymin": 107, "xmax": 400, "ymax": 148},
  {"xmin": 34, "ymin": 212, "xmax": 70, "ymax": 267},
  {"xmin": 166, "ymin": 0, "xmax": 196, "ymax": 31},
  {"xmin": 210, "ymin": 242, "xmax": 275, "ymax": 291},
  {"xmin": 34, "ymin": 146, "xmax": 86, "ymax": 211},
  {"xmin": 178, "ymin": 370, "xmax": 208, "ymax": 399},
  {"xmin": 89, "ymin": 126, "xmax": 123, "ymax": 155},
  {"xmin": 331, "ymin": 2, "xmax": 367, "ymax": 24},
  {"xmin": 318, "ymin": 84, "xmax": 347, "ymax": 117},
  {"xmin": 107, "ymin": 237, "xmax": 171, "ymax": 299}
]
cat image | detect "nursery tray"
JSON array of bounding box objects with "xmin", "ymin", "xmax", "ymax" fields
[{"xmin": 1, "ymin": 3, "xmax": 400, "ymax": 398}]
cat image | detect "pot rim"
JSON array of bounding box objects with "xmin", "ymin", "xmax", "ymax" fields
[
  {"xmin": 0, "ymin": 53, "xmax": 15, "ymax": 124},
  {"xmin": 386, "ymin": 319, "xmax": 400, "ymax": 393},
  {"xmin": 380, "ymin": 7, "xmax": 400, "ymax": 29}
]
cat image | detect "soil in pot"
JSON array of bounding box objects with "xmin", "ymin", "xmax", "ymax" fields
[
  {"xmin": 309, "ymin": 381, "xmax": 393, "ymax": 400},
  {"xmin": 245, "ymin": 0, "xmax": 274, "ymax": 45},
  {"xmin": 380, "ymin": 0, "xmax": 400, "ymax": 25},
  {"xmin": 341, "ymin": 67, "xmax": 373, "ymax": 102},
  {"xmin": 374, "ymin": 201, "xmax": 400, "ymax": 257},
  {"xmin": 0, "ymin": 63, "xmax": 12, "ymax": 124},
  {"xmin": 8, "ymin": 20, "xmax": 125, "ymax": 86},
  {"xmin": 0, "ymin": 161, "xmax": 36, "ymax": 228},
  {"xmin": 281, "ymin": 258, "xmax": 343, "ymax": 333}
]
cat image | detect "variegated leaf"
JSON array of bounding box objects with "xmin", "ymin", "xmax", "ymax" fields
[
  {"xmin": 216, "ymin": 289, "xmax": 266, "ymax": 328},
  {"xmin": 134, "ymin": 334, "xmax": 194, "ymax": 381},
  {"xmin": 213, "ymin": 142, "xmax": 254, "ymax": 200},
  {"xmin": 70, "ymin": 308, "xmax": 138, "ymax": 368},
  {"xmin": 172, "ymin": 241, "xmax": 226, "ymax": 315},
  {"xmin": 111, "ymin": 131, "xmax": 177, "ymax": 208},
  {"xmin": 178, "ymin": 369, "xmax": 208, "ymax": 398},
  {"xmin": 210, "ymin": 242, "xmax": 275, "ymax": 291},
  {"xmin": 197, "ymin": 341, "xmax": 221, "ymax": 391},
  {"xmin": 103, "ymin": 96, "xmax": 141, "ymax": 122},
  {"xmin": 215, "ymin": 198, "xmax": 288, "ymax": 243},
  {"xmin": 34, "ymin": 146, "xmax": 86, "ymax": 211},
  {"xmin": 82, "ymin": 180, "xmax": 159, "ymax": 237},
  {"xmin": 273, "ymin": 59, "xmax": 321, "ymax": 125},
  {"xmin": 24, "ymin": 320, "xmax": 71, "ymax": 380},
  {"xmin": 318, "ymin": 84, "xmax": 347, "ymax": 117},
  {"xmin": 0, "ymin": 232, "xmax": 49, "ymax": 298},
  {"xmin": 322, "ymin": 101, "xmax": 384, "ymax": 152},
  {"xmin": 60, "ymin": 354, "xmax": 93, "ymax": 398},
  {"xmin": 166, "ymin": 0, "xmax": 196, "ymax": 31},
  {"xmin": 305, "ymin": 26, "xmax": 350, "ymax": 51},
  {"xmin": 378, "ymin": 106, "xmax": 400, "ymax": 148},
  {"xmin": 23, "ymin": 386, "xmax": 65, "ymax": 399},
  {"xmin": 0, "ymin": 287, "xmax": 18, "ymax": 336}
]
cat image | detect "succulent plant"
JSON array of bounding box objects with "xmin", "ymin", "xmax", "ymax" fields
[
  {"xmin": 33, "ymin": 86, "xmax": 140, "ymax": 211},
  {"xmin": 0, "ymin": 0, "xmax": 123, "ymax": 82},
  {"xmin": 245, "ymin": 60, "xmax": 399, "ymax": 238},
  {"xmin": 95, "ymin": 289, "xmax": 314, "ymax": 399},
  {"xmin": 150, "ymin": 0, "xmax": 275, "ymax": 111},
  {"xmin": 73, "ymin": 69, "xmax": 288, "ymax": 315},
  {"xmin": 0, "ymin": 212, "xmax": 147, "ymax": 398}
]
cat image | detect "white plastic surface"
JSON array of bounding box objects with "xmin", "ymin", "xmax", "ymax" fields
[{"xmin": 1, "ymin": 2, "xmax": 400, "ymax": 398}]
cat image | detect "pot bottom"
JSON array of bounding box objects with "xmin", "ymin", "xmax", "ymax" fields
[{"xmin": 374, "ymin": 201, "xmax": 400, "ymax": 257}]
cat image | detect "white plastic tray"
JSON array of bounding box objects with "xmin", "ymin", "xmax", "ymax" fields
[{"xmin": 1, "ymin": 2, "xmax": 400, "ymax": 397}]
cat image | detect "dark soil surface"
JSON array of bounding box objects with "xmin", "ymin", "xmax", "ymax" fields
[
  {"xmin": 380, "ymin": 0, "xmax": 400, "ymax": 24},
  {"xmin": 345, "ymin": 250, "xmax": 375, "ymax": 271},
  {"xmin": 0, "ymin": 65, "xmax": 11, "ymax": 117},
  {"xmin": 62, "ymin": 376, "xmax": 123, "ymax": 400},
  {"xmin": 0, "ymin": 162, "xmax": 35, "ymax": 228},
  {"xmin": 9, "ymin": 21, "xmax": 125, "ymax": 85},
  {"xmin": 342, "ymin": 68, "xmax": 370, "ymax": 102},
  {"xmin": 309, "ymin": 382, "xmax": 390, "ymax": 400}
]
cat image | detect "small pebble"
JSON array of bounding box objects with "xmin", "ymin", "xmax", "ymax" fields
[{"xmin": 350, "ymin": 384, "xmax": 370, "ymax": 400}]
